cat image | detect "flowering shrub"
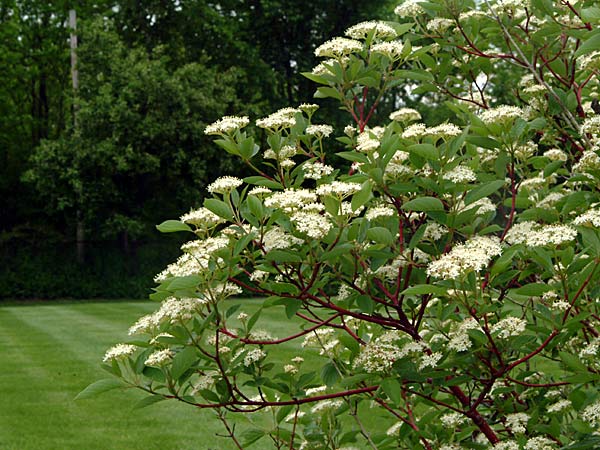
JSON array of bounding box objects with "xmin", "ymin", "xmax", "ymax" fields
[{"xmin": 86, "ymin": 1, "xmax": 600, "ymax": 448}]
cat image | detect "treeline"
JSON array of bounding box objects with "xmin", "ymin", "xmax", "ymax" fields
[{"xmin": 0, "ymin": 0, "xmax": 394, "ymax": 299}]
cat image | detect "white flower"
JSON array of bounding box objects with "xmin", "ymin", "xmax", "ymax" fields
[
  {"xmin": 386, "ymin": 422, "xmax": 402, "ymax": 436},
  {"xmin": 205, "ymin": 115, "xmax": 249, "ymax": 135},
  {"xmin": 394, "ymin": 0, "xmax": 425, "ymax": 17},
  {"xmin": 443, "ymin": 165, "xmax": 477, "ymax": 183},
  {"xmin": 305, "ymin": 385, "xmax": 328, "ymax": 396},
  {"xmin": 356, "ymin": 131, "xmax": 380, "ymax": 152},
  {"xmin": 424, "ymin": 123, "xmax": 462, "ymax": 139},
  {"xmin": 315, "ymin": 37, "xmax": 363, "ymax": 58},
  {"xmin": 506, "ymin": 412, "xmax": 529, "ymax": 434},
  {"xmin": 419, "ymin": 352, "xmax": 442, "ymax": 370},
  {"xmin": 284, "ymin": 364, "xmax": 298, "ymax": 374},
  {"xmin": 581, "ymin": 401, "xmax": 600, "ymax": 427},
  {"xmin": 422, "ymin": 223, "xmax": 447, "ymax": 241},
  {"xmin": 426, "ymin": 236, "xmax": 502, "ymax": 280},
  {"xmin": 145, "ymin": 349, "xmax": 174, "ymax": 366},
  {"xmin": 547, "ymin": 399, "xmax": 571, "ymax": 413},
  {"xmin": 265, "ymin": 189, "xmax": 318, "ymax": 213},
  {"xmin": 543, "ymin": 148, "xmax": 568, "ymax": 162},
  {"xmin": 390, "ymin": 108, "xmax": 421, "ymax": 122},
  {"xmin": 316, "ymin": 181, "xmax": 362, "ymax": 198},
  {"xmin": 448, "ymin": 318, "xmax": 482, "ymax": 352},
  {"xmin": 582, "ymin": 116, "xmax": 600, "ymax": 135},
  {"xmin": 303, "ymin": 161, "xmax": 334, "ymax": 180},
  {"xmin": 311, "ymin": 399, "xmax": 343, "ymax": 414},
  {"xmin": 494, "ymin": 441, "xmax": 519, "ymax": 450},
  {"xmin": 103, "ymin": 343, "xmax": 137, "ymax": 362},
  {"xmin": 180, "ymin": 207, "xmax": 225, "ymax": 228},
  {"xmin": 243, "ymin": 348, "xmax": 267, "ymax": 366},
  {"xmin": 574, "ymin": 209, "xmax": 600, "ymax": 227},
  {"xmin": 345, "ymin": 21, "xmax": 397, "ymax": 40},
  {"xmin": 248, "ymin": 186, "xmax": 271, "ymax": 197},
  {"xmin": 524, "ymin": 436, "xmax": 557, "ymax": 450},
  {"xmin": 479, "ymin": 105, "xmax": 523, "ymax": 125},
  {"xmin": 490, "ymin": 317, "xmax": 526, "ymax": 339},
  {"xmin": 426, "ymin": 17, "xmax": 455, "ymax": 33},
  {"xmin": 574, "ymin": 151, "xmax": 600, "ymax": 173},
  {"xmin": 525, "ymin": 224, "xmax": 577, "ymax": 247},
  {"xmin": 262, "ymin": 226, "xmax": 304, "ymax": 252},
  {"xmin": 306, "ymin": 124, "xmax": 333, "ymax": 138},
  {"xmin": 371, "ymin": 41, "xmax": 405, "ymax": 59},
  {"xmin": 402, "ymin": 123, "xmax": 427, "ymax": 139},
  {"xmin": 365, "ymin": 205, "xmax": 396, "ymax": 220},
  {"xmin": 579, "ymin": 51, "xmax": 600, "ymax": 72},
  {"xmin": 291, "ymin": 211, "xmax": 332, "ymax": 239},
  {"xmin": 207, "ymin": 176, "xmax": 243, "ymax": 194},
  {"xmin": 299, "ymin": 103, "xmax": 319, "ymax": 114},
  {"xmin": 440, "ymin": 412, "xmax": 466, "ymax": 427},
  {"xmin": 256, "ymin": 107, "xmax": 299, "ymax": 130},
  {"xmin": 504, "ymin": 221, "xmax": 537, "ymax": 245}
]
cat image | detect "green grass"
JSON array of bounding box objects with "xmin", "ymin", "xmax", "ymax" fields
[{"xmin": 0, "ymin": 300, "xmax": 270, "ymax": 450}]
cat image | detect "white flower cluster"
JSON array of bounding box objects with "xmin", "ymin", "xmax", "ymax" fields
[
  {"xmin": 371, "ymin": 41, "xmax": 405, "ymax": 59},
  {"xmin": 345, "ymin": 21, "xmax": 397, "ymax": 40},
  {"xmin": 543, "ymin": 148, "xmax": 568, "ymax": 162},
  {"xmin": 525, "ymin": 224, "xmax": 577, "ymax": 247},
  {"xmin": 103, "ymin": 343, "xmax": 137, "ymax": 362},
  {"xmin": 385, "ymin": 150, "xmax": 413, "ymax": 178},
  {"xmin": 316, "ymin": 181, "xmax": 362, "ymax": 198},
  {"xmin": 574, "ymin": 209, "xmax": 600, "ymax": 227},
  {"xmin": 479, "ymin": 105, "xmax": 523, "ymax": 125},
  {"xmin": 581, "ymin": 401, "xmax": 600, "ymax": 427},
  {"xmin": 180, "ymin": 207, "xmax": 224, "ymax": 228},
  {"xmin": 390, "ymin": 108, "xmax": 421, "ymax": 122},
  {"xmin": 423, "ymin": 222, "xmax": 447, "ymax": 241},
  {"xmin": 129, "ymin": 296, "xmax": 206, "ymax": 336},
  {"xmin": 447, "ymin": 317, "xmax": 482, "ymax": 352},
  {"xmin": 490, "ymin": 316, "xmax": 526, "ymax": 339},
  {"xmin": 426, "ymin": 236, "xmax": 502, "ymax": 280},
  {"xmin": 306, "ymin": 124, "xmax": 333, "ymax": 138},
  {"xmin": 524, "ymin": 436, "xmax": 557, "ymax": 450},
  {"xmin": 505, "ymin": 412, "xmax": 529, "ymax": 434},
  {"xmin": 207, "ymin": 176, "xmax": 243, "ymax": 194},
  {"xmin": 402, "ymin": 123, "xmax": 427, "ymax": 139},
  {"xmin": 547, "ymin": 399, "xmax": 571, "ymax": 413},
  {"xmin": 265, "ymin": 189, "xmax": 318, "ymax": 213},
  {"xmin": 365, "ymin": 205, "xmax": 396, "ymax": 221},
  {"xmin": 394, "ymin": 0, "xmax": 425, "ymax": 17},
  {"xmin": 243, "ymin": 348, "xmax": 267, "ymax": 367},
  {"xmin": 354, "ymin": 340, "xmax": 404, "ymax": 373},
  {"xmin": 291, "ymin": 211, "xmax": 332, "ymax": 239},
  {"xmin": 314, "ymin": 37, "xmax": 363, "ymax": 58},
  {"xmin": 443, "ymin": 165, "xmax": 477, "ymax": 183},
  {"xmin": 582, "ymin": 116, "xmax": 600, "ymax": 136},
  {"xmin": 515, "ymin": 141, "xmax": 538, "ymax": 160},
  {"xmin": 248, "ymin": 186, "xmax": 271, "ymax": 197},
  {"xmin": 459, "ymin": 197, "xmax": 496, "ymax": 215},
  {"xmin": 573, "ymin": 150, "xmax": 600, "ymax": 173},
  {"xmin": 386, "ymin": 422, "xmax": 402, "ymax": 436},
  {"xmin": 311, "ymin": 399, "xmax": 343, "ymax": 414},
  {"xmin": 264, "ymin": 144, "xmax": 296, "ymax": 161},
  {"xmin": 145, "ymin": 348, "xmax": 174, "ymax": 366},
  {"xmin": 493, "ymin": 441, "xmax": 520, "ymax": 450},
  {"xmin": 424, "ymin": 123, "xmax": 462, "ymax": 139},
  {"xmin": 180, "ymin": 236, "xmax": 230, "ymax": 268},
  {"xmin": 204, "ymin": 115, "xmax": 249, "ymax": 135},
  {"xmin": 440, "ymin": 412, "xmax": 466, "ymax": 427},
  {"xmin": 262, "ymin": 226, "xmax": 304, "ymax": 251},
  {"xmin": 356, "ymin": 131, "xmax": 380, "ymax": 152},
  {"xmin": 256, "ymin": 107, "xmax": 299, "ymax": 130},
  {"xmin": 303, "ymin": 161, "xmax": 334, "ymax": 180},
  {"xmin": 426, "ymin": 17, "xmax": 455, "ymax": 33},
  {"xmin": 579, "ymin": 51, "xmax": 600, "ymax": 72}
]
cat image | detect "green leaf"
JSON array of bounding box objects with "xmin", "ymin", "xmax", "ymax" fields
[
  {"xmin": 356, "ymin": 295, "xmax": 375, "ymax": 314},
  {"xmin": 266, "ymin": 250, "xmax": 303, "ymax": 263},
  {"xmin": 464, "ymin": 180, "xmax": 505, "ymax": 205},
  {"xmin": 243, "ymin": 176, "xmax": 283, "ymax": 190},
  {"xmin": 559, "ymin": 351, "xmax": 587, "ymax": 372},
  {"xmin": 351, "ymin": 180, "xmax": 372, "ymax": 212},
  {"xmin": 171, "ymin": 347, "xmax": 197, "ymax": 380},
  {"xmin": 513, "ymin": 283, "xmax": 552, "ymax": 296},
  {"xmin": 575, "ymin": 30, "xmax": 600, "ymax": 57},
  {"xmin": 321, "ymin": 361, "xmax": 341, "ymax": 386},
  {"xmin": 314, "ymin": 86, "xmax": 342, "ymax": 100},
  {"xmin": 401, "ymin": 285, "xmax": 447, "ymax": 296},
  {"xmin": 381, "ymin": 378, "xmax": 402, "ymax": 404},
  {"xmin": 156, "ymin": 220, "xmax": 192, "ymax": 233},
  {"xmin": 75, "ymin": 378, "xmax": 125, "ymax": 400},
  {"xmin": 167, "ymin": 275, "xmax": 201, "ymax": 291},
  {"xmin": 395, "ymin": 69, "xmax": 434, "ymax": 82},
  {"xmin": 366, "ymin": 227, "xmax": 395, "ymax": 245},
  {"xmin": 401, "ymin": 197, "xmax": 444, "ymax": 212},
  {"xmin": 408, "ymin": 143, "xmax": 438, "ymax": 160},
  {"xmin": 132, "ymin": 395, "xmax": 167, "ymax": 410},
  {"xmin": 204, "ymin": 198, "xmax": 234, "ymax": 221},
  {"xmin": 241, "ymin": 428, "xmax": 266, "ymax": 447}
]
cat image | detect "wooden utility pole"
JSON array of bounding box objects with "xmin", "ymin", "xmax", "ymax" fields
[{"xmin": 70, "ymin": 9, "xmax": 84, "ymax": 263}]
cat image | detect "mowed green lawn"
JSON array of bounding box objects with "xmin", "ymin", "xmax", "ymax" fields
[{"xmin": 0, "ymin": 299, "xmax": 294, "ymax": 450}]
